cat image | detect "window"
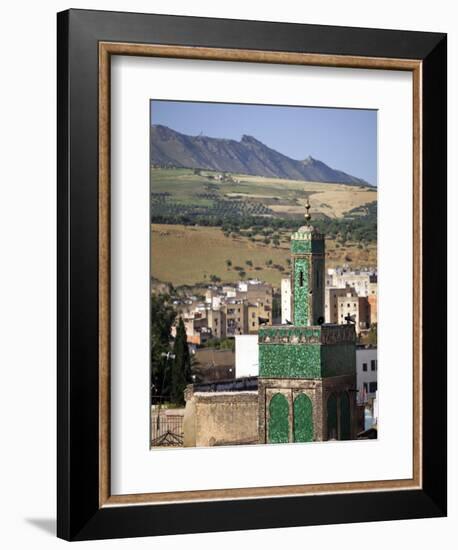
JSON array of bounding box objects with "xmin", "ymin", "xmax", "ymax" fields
[
  {"xmin": 299, "ymin": 270, "xmax": 304, "ymax": 287},
  {"xmin": 362, "ymin": 363, "xmax": 368, "ymax": 372},
  {"xmin": 363, "ymin": 382, "xmax": 368, "ymax": 392},
  {"xmin": 371, "ymin": 359, "xmax": 376, "ymax": 371},
  {"xmin": 316, "ymin": 269, "xmax": 319, "ymax": 288},
  {"xmin": 252, "ymin": 322, "xmax": 256, "ymax": 327},
  {"xmin": 369, "ymin": 382, "xmax": 378, "ymax": 393}
]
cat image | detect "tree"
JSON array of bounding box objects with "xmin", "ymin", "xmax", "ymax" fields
[
  {"xmin": 150, "ymin": 294, "xmax": 176, "ymax": 401},
  {"xmin": 170, "ymin": 318, "xmax": 192, "ymax": 405}
]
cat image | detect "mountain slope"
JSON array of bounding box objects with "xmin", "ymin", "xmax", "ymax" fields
[{"xmin": 151, "ymin": 124, "xmax": 371, "ymax": 186}]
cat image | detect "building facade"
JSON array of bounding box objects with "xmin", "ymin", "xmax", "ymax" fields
[
  {"xmin": 235, "ymin": 334, "xmax": 259, "ymax": 378},
  {"xmin": 337, "ymin": 293, "xmax": 370, "ymax": 333},
  {"xmin": 325, "ymin": 287, "xmax": 354, "ymax": 324},
  {"xmin": 258, "ymin": 204, "xmax": 358, "ymax": 443},
  {"xmin": 356, "ymin": 346, "xmax": 378, "ymax": 404},
  {"xmin": 281, "ymin": 276, "xmax": 292, "ymax": 324},
  {"xmin": 326, "ymin": 268, "xmax": 377, "ymax": 297}
]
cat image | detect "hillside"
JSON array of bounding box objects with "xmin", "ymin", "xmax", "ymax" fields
[
  {"xmin": 151, "ymin": 224, "xmax": 377, "ymax": 287},
  {"xmin": 151, "ymin": 168, "xmax": 377, "ymax": 221},
  {"xmin": 151, "ymin": 125, "xmax": 371, "ymax": 186}
]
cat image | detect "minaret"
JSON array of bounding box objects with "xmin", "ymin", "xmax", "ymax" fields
[
  {"xmin": 290, "ymin": 197, "xmax": 325, "ymax": 326},
  {"xmin": 257, "ymin": 195, "xmax": 358, "ymax": 444}
]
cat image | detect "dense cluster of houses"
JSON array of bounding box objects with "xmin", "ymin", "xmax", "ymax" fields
[{"xmin": 171, "ymin": 279, "xmax": 273, "ymax": 348}]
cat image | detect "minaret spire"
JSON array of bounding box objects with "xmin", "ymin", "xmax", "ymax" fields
[{"xmin": 304, "ymin": 196, "xmax": 311, "ymax": 224}]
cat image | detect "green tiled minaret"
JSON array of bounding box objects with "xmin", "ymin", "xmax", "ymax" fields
[
  {"xmin": 290, "ymin": 199, "xmax": 325, "ymax": 326},
  {"xmin": 257, "ymin": 197, "xmax": 358, "ymax": 444}
]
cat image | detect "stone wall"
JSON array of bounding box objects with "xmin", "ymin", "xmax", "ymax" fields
[{"xmin": 183, "ymin": 390, "xmax": 259, "ymax": 447}]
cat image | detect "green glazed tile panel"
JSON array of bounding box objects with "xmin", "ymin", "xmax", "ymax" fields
[
  {"xmin": 290, "ymin": 237, "xmax": 324, "ymax": 255},
  {"xmin": 291, "ymin": 239, "xmax": 312, "ymax": 254},
  {"xmin": 259, "ymin": 342, "xmax": 321, "ymax": 378},
  {"xmin": 293, "ymin": 257, "xmax": 309, "ymax": 326},
  {"xmin": 321, "ymin": 343, "xmax": 356, "ymax": 377},
  {"xmin": 293, "ymin": 393, "xmax": 314, "ymax": 442},
  {"xmin": 312, "ymin": 258, "xmax": 325, "ymax": 324},
  {"xmin": 268, "ymin": 393, "xmax": 290, "ymax": 444}
]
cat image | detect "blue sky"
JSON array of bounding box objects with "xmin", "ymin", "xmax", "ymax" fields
[{"xmin": 150, "ymin": 100, "xmax": 377, "ymax": 185}]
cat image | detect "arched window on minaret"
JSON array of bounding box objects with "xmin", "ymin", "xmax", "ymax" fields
[{"xmin": 299, "ymin": 270, "xmax": 304, "ymax": 287}]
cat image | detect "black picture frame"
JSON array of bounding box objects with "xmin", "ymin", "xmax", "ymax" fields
[{"xmin": 57, "ymin": 8, "xmax": 447, "ymax": 541}]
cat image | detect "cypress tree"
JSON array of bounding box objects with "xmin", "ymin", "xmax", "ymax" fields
[
  {"xmin": 150, "ymin": 294, "xmax": 176, "ymax": 402},
  {"xmin": 170, "ymin": 318, "xmax": 192, "ymax": 405}
]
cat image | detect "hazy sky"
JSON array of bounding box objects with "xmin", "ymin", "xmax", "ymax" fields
[{"xmin": 150, "ymin": 100, "xmax": 377, "ymax": 185}]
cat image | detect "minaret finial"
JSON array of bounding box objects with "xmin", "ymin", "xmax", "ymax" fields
[{"xmin": 304, "ymin": 196, "xmax": 311, "ymax": 223}]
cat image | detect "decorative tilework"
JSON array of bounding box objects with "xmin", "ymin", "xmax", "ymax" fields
[
  {"xmin": 291, "ymin": 238, "xmax": 324, "ymax": 255},
  {"xmin": 268, "ymin": 393, "xmax": 289, "ymax": 444},
  {"xmin": 293, "ymin": 393, "xmax": 314, "ymax": 442},
  {"xmin": 321, "ymin": 344, "xmax": 356, "ymax": 377},
  {"xmin": 259, "ymin": 325, "xmax": 321, "ymax": 343},
  {"xmin": 259, "ymin": 342, "xmax": 321, "ymax": 378},
  {"xmin": 291, "ymin": 239, "xmax": 312, "ymax": 254},
  {"xmin": 294, "ymin": 257, "xmax": 309, "ymax": 325},
  {"xmin": 258, "ymin": 325, "xmax": 355, "ymax": 345}
]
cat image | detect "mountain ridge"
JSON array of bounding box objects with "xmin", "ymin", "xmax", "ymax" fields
[{"xmin": 151, "ymin": 124, "xmax": 372, "ymax": 187}]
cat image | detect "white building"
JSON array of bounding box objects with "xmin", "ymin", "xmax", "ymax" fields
[
  {"xmin": 356, "ymin": 346, "xmax": 378, "ymax": 405},
  {"xmin": 281, "ymin": 276, "xmax": 292, "ymax": 324},
  {"xmin": 325, "ymin": 287, "xmax": 353, "ymax": 323},
  {"xmin": 326, "ymin": 268, "xmax": 377, "ymax": 297},
  {"xmin": 235, "ymin": 335, "xmax": 259, "ymax": 378}
]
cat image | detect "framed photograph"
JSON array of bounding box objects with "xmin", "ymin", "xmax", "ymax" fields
[{"xmin": 57, "ymin": 9, "xmax": 447, "ymax": 541}]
